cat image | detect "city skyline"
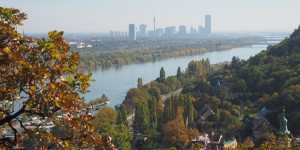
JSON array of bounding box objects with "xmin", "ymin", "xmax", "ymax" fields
[{"xmin": 1, "ymin": 0, "xmax": 300, "ymax": 33}]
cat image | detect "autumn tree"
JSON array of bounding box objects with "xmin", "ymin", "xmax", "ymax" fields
[
  {"xmin": 0, "ymin": 7, "xmax": 104, "ymax": 149},
  {"xmin": 240, "ymin": 136, "xmax": 255, "ymax": 149},
  {"xmin": 162, "ymin": 108, "xmax": 199, "ymax": 149}
]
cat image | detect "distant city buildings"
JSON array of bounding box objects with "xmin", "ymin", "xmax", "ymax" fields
[
  {"xmin": 129, "ymin": 24, "xmax": 136, "ymax": 40},
  {"xmin": 110, "ymin": 30, "xmax": 127, "ymax": 37},
  {"xmin": 165, "ymin": 26, "xmax": 176, "ymax": 36},
  {"xmin": 123, "ymin": 15, "xmax": 211, "ymax": 39}
]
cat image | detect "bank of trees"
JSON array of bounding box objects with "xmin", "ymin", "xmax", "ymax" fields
[{"xmin": 76, "ymin": 36, "xmax": 263, "ymax": 69}]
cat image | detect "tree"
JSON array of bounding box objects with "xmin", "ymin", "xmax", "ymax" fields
[
  {"xmin": 162, "ymin": 109, "xmax": 188, "ymax": 148},
  {"xmin": 185, "ymin": 96, "xmax": 194, "ymax": 126},
  {"xmin": 137, "ymin": 77, "xmax": 143, "ymax": 88},
  {"xmin": 162, "ymin": 108, "xmax": 199, "ymax": 149},
  {"xmin": 177, "ymin": 67, "xmax": 182, "ymax": 78},
  {"xmin": 123, "ymin": 88, "xmax": 150, "ymax": 112},
  {"xmin": 160, "ymin": 67, "xmax": 166, "ymax": 81},
  {"xmin": 117, "ymin": 104, "xmax": 128, "ymax": 125},
  {"xmin": 93, "ymin": 107, "xmax": 118, "ymax": 132},
  {"xmin": 147, "ymin": 86, "xmax": 161, "ymax": 101},
  {"xmin": 192, "ymin": 143, "xmax": 205, "ymax": 150},
  {"xmin": 148, "ymin": 97, "xmax": 157, "ymax": 129},
  {"xmin": 133, "ymin": 102, "xmax": 150, "ymax": 134},
  {"xmin": 0, "ymin": 7, "xmax": 104, "ymax": 148},
  {"xmin": 209, "ymin": 96, "xmax": 221, "ymax": 110},
  {"xmin": 240, "ymin": 136, "xmax": 254, "ymax": 149},
  {"xmin": 98, "ymin": 124, "xmax": 132, "ymax": 150}
]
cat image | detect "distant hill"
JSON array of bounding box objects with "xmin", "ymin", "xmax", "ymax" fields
[
  {"xmin": 268, "ymin": 26, "xmax": 300, "ymax": 56},
  {"xmin": 238, "ymin": 26, "xmax": 300, "ymax": 134}
]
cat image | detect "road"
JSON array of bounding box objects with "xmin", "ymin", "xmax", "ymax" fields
[{"xmin": 161, "ymin": 88, "xmax": 183, "ymax": 102}]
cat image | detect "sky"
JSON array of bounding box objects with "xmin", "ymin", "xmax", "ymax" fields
[{"xmin": 1, "ymin": 0, "xmax": 300, "ymax": 33}]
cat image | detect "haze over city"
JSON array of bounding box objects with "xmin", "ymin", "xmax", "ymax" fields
[{"xmin": 1, "ymin": 0, "xmax": 300, "ymax": 33}]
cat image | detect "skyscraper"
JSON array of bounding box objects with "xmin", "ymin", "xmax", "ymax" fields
[
  {"xmin": 205, "ymin": 15, "xmax": 211, "ymax": 35},
  {"xmin": 129, "ymin": 24, "xmax": 136, "ymax": 40},
  {"xmin": 179, "ymin": 25, "xmax": 186, "ymax": 35},
  {"xmin": 139, "ymin": 24, "xmax": 147, "ymax": 37},
  {"xmin": 165, "ymin": 26, "xmax": 176, "ymax": 36}
]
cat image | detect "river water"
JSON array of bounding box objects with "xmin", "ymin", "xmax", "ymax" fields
[{"xmin": 83, "ymin": 44, "xmax": 272, "ymax": 107}]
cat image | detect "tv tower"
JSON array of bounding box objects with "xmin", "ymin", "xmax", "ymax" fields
[{"xmin": 153, "ymin": 15, "xmax": 156, "ymax": 37}]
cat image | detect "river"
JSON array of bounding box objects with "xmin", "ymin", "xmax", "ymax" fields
[{"xmin": 83, "ymin": 44, "xmax": 273, "ymax": 107}]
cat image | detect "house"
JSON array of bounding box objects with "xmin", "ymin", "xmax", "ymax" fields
[
  {"xmin": 253, "ymin": 115, "xmax": 269, "ymax": 141},
  {"xmin": 207, "ymin": 133, "xmax": 225, "ymax": 150},
  {"xmin": 133, "ymin": 133, "xmax": 148, "ymax": 149},
  {"xmin": 253, "ymin": 107, "xmax": 272, "ymax": 141},
  {"xmin": 223, "ymin": 138, "xmax": 238, "ymax": 149},
  {"xmin": 185, "ymin": 134, "xmax": 209, "ymax": 150},
  {"xmin": 198, "ymin": 105, "xmax": 215, "ymax": 122}
]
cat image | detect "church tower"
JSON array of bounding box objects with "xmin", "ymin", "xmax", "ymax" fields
[{"xmin": 278, "ymin": 107, "xmax": 290, "ymax": 134}]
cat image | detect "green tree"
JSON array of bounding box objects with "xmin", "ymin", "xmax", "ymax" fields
[
  {"xmin": 147, "ymin": 86, "xmax": 161, "ymax": 101},
  {"xmin": 137, "ymin": 77, "xmax": 143, "ymax": 88},
  {"xmin": 98, "ymin": 124, "xmax": 132, "ymax": 150},
  {"xmin": 93, "ymin": 107, "xmax": 118, "ymax": 132},
  {"xmin": 177, "ymin": 67, "xmax": 182, "ymax": 78},
  {"xmin": 185, "ymin": 96, "xmax": 194, "ymax": 126},
  {"xmin": 148, "ymin": 97, "xmax": 157, "ymax": 129},
  {"xmin": 133, "ymin": 102, "xmax": 150, "ymax": 134},
  {"xmin": 160, "ymin": 67, "xmax": 166, "ymax": 81},
  {"xmin": 123, "ymin": 88, "xmax": 151, "ymax": 112},
  {"xmin": 0, "ymin": 7, "xmax": 104, "ymax": 149},
  {"xmin": 117, "ymin": 104, "xmax": 128, "ymax": 125}
]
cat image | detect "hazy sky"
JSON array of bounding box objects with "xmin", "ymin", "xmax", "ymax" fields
[{"xmin": 1, "ymin": 0, "xmax": 300, "ymax": 33}]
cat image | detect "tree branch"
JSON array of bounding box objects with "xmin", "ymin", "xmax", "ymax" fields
[
  {"xmin": 16, "ymin": 118, "xmax": 28, "ymax": 132},
  {"xmin": 8, "ymin": 121, "xmax": 17, "ymax": 144},
  {"xmin": 0, "ymin": 104, "xmax": 25, "ymax": 126}
]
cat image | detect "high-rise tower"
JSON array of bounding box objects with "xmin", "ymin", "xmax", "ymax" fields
[
  {"xmin": 128, "ymin": 24, "xmax": 136, "ymax": 40},
  {"xmin": 139, "ymin": 24, "xmax": 147, "ymax": 37},
  {"xmin": 205, "ymin": 15, "xmax": 211, "ymax": 35}
]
